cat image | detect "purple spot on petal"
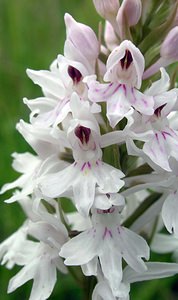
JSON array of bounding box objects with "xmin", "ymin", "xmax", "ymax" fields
[
  {"xmin": 68, "ymin": 65, "xmax": 82, "ymax": 84},
  {"xmin": 120, "ymin": 50, "xmax": 133, "ymax": 70},
  {"xmin": 75, "ymin": 126, "xmax": 91, "ymax": 144}
]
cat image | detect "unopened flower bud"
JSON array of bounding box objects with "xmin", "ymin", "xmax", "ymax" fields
[
  {"xmin": 64, "ymin": 13, "xmax": 99, "ymax": 73},
  {"xmin": 104, "ymin": 21, "xmax": 119, "ymax": 51},
  {"xmin": 93, "ymin": 0, "xmax": 120, "ymax": 22},
  {"xmin": 116, "ymin": 0, "xmax": 142, "ymax": 39},
  {"xmin": 161, "ymin": 26, "xmax": 178, "ymax": 60},
  {"xmin": 143, "ymin": 26, "xmax": 178, "ymax": 79}
]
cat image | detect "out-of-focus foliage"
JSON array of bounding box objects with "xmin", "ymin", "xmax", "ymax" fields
[{"xmin": 0, "ymin": 1, "xmax": 178, "ymax": 299}]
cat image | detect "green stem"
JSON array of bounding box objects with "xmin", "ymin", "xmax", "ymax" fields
[
  {"xmin": 148, "ymin": 216, "xmax": 159, "ymax": 244},
  {"xmin": 83, "ymin": 276, "xmax": 97, "ymax": 300},
  {"xmin": 123, "ymin": 192, "xmax": 162, "ymax": 228},
  {"xmin": 67, "ymin": 266, "xmax": 84, "ymax": 288}
]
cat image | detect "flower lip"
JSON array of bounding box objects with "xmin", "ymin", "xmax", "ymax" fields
[
  {"xmin": 120, "ymin": 49, "xmax": 133, "ymax": 70},
  {"xmin": 68, "ymin": 65, "xmax": 82, "ymax": 84},
  {"xmin": 74, "ymin": 125, "xmax": 91, "ymax": 145}
]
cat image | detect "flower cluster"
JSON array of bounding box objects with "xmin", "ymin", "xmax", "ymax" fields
[{"xmin": 1, "ymin": 1, "xmax": 178, "ymax": 299}]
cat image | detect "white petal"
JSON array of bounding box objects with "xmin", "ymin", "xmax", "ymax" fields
[
  {"xmin": 60, "ymin": 230, "xmax": 99, "ymax": 266},
  {"xmin": 73, "ymin": 172, "xmax": 96, "ymax": 216},
  {"xmin": 40, "ymin": 164, "xmax": 77, "ymax": 198},
  {"xmin": 81, "ymin": 257, "xmax": 98, "ymax": 276},
  {"xmin": 117, "ymin": 227, "xmax": 149, "ymax": 272},
  {"xmin": 29, "ymin": 259, "xmax": 56, "ymax": 300},
  {"xmin": 92, "ymin": 162, "xmax": 125, "ymax": 193},
  {"xmin": 106, "ymin": 87, "xmax": 132, "ymax": 127},
  {"xmin": 123, "ymin": 262, "xmax": 178, "ymax": 283},
  {"xmin": 127, "ymin": 88, "xmax": 154, "ymax": 116},
  {"xmin": 162, "ymin": 193, "xmax": 178, "ymax": 236},
  {"xmin": 26, "ymin": 69, "xmax": 65, "ymax": 99},
  {"xmin": 8, "ymin": 262, "xmax": 37, "ymax": 293},
  {"xmin": 99, "ymin": 238, "xmax": 123, "ymax": 297},
  {"xmin": 151, "ymin": 233, "xmax": 178, "ymax": 253},
  {"xmin": 145, "ymin": 68, "xmax": 170, "ymax": 96},
  {"xmin": 143, "ymin": 132, "xmax": 171, "ymax": 171}
]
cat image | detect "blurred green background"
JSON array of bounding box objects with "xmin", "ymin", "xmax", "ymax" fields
[{"xmin": 0, "ymin": 0, "xmax": 178, "ymax": 299}]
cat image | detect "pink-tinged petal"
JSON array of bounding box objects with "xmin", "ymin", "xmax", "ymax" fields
[
  {"xmin": 87, "ymin": 79, "xmax": 133, "ymax": 127},
  {"xmin": 161, "ymin": 26, "xmax": 178, "ymax": 61},
  {"xmin": 127, "ymin": 87, "xmax": 154, "ymax": 115},
  {"xmin": 37, "ymin": 99, "xmax": 70, "ymax": 127},
  {"xmin": 104, "ymin": 40, "xmax": 144, "ymax": 89},
  {"xmin": 93, "ymin": 0, "xmax": 120, "ymax": 21},
  {"xmin": 24, "ymin": 96, "xmax": 71, "ymax": 127},
  {"xmin": 143, "ymin": 132, "xmax": 172, "ymax": 171},
  {"xmin": 162, "ymin": 192, "xmax": 178, "ymax": 237},
  {"xmin": 164, "ymin": 129, "xmax": 178, "ymax": 161},
  {"xmin": 87, "ymin": 77, "xmax": 120, "ymax": 102},
  {"xmin": 26, "ymin": 69, "xmax": 65, "ymax": 99},
  {"xmin": 106, "ymin": 87, "xmax": 132, "ymax": 127},
  {"xmin": 120, "ymin": 0, "xmax": 142, "ymax": 27},
  {"xmin": 116, "ymin": 0, "xmax": 142, "ymax": 39},
  {"xmin": 64, "ymin": 14, "xmax": 99, "ymax": 73},
  {"xmin": 59, "ymin": 230, "xmax": 99, "ymax": 265},
  {"xmin": 99, "ymin": 238, "xmax": 123, "ymax": 297},
  {"xmin": 158, "ymin": 90, "xmax": 178, "ymax": 117},
  {"xmin": 104, "ymin": 21, "xmax": 119, "ymax": 52},
  {"xmin": 117, "ymin": 227, "xmax": 149, "ymax": 272}
]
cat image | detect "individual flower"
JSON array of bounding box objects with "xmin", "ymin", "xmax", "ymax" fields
[
  {"xmin": 123, "ymin": 68, "xmax": 178, "ymax": 172},
  {"xmin": 92, "ymin": 261, "xmax": 178, "ymax": 300},
  {"xmin": 40, "ymin": 93, "xmax": 125, "ymax": 216},
  {"xmin": 87, "ymin": 40, "xmax": 154, "ymax": 128},
  {"xmin": 0, "ymin": 197, "xmax": 68, "ymax": 300},
  {"xmin": 25, "ymin": 13, "xmax": 100, "ymax": 128},
  {"xmin": 60, "ymin": 207, "xmax": 149, "ymax": 297},
  {"xmin": 0, "ymin": 121, "xmax": 68, "ymax": 203},
  {"xmin": 8, "ymin": 241, "xmax": 67, "ymax": 300}
]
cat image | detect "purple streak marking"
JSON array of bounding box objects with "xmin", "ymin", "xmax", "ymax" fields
[
  {"xmin": 81, "ymin": 162, "xmax": 86, "ymax": 171},
  {"xmin": 103, "ymin": 227, "xmax": 113, "ymax": 239}
]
